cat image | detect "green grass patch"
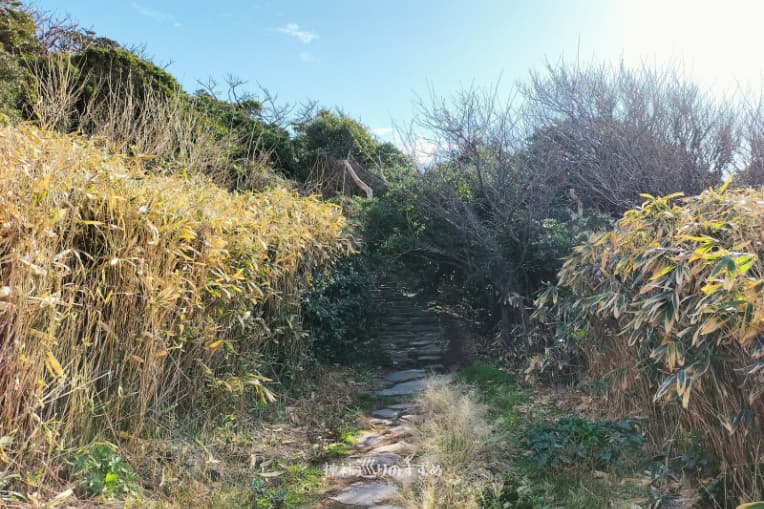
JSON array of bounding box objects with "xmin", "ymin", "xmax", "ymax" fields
[
  {"xmin": 250, "ymin": 462, "xmax": 324, "ymax": 508},
  {"xmin": 457, "ymin": 363, "xmax": 527, "ymax": 422},
  {"xmin": 459, "ymin": 362, "xmax": 650, "ymax": 509},
  {"xmin": 525, "ymin": 416, "xmax": 645, "ymax": 470},
  {"xmin": 324, "ymin": 443, "xmax": 350, "ymax": 456},
  {"xmin": 340, "ymin": 430, "xmax": 357, "ymax": 445},
  {"xmin": 159, "ymin": 460, "xmax": 325, "ymax": 509},
  {"xmin": 482, "ymin": 469, "xmax": 649, "ymax": 509},
  {"xmin": 310, "ymin": 441, "xmax": 352, "ymax": 464}
]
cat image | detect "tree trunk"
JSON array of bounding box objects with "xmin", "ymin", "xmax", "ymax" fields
[{"xmin": 340, "ymin": 159, "xmax": 373, "ymax": 198}]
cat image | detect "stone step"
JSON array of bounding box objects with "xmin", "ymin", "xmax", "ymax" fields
[
  {"xmin": 384, "ymin": 369, "xmax": 427, "ymax": 383},
  {"xmin": 378, "ymin": 379, "xmax": 428, "ymax": 396}
]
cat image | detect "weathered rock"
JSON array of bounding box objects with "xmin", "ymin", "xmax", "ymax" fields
[
  {"xmin": 356, "ymin": 431, "xmax": 385, "ymax": 447},
  {"xmin": 372, "ymin": 441, "xmax": 415, "ymax": 455},
  {"xmin": 330, "ymin": 481, "xmax": 399, "ymax": 506},
  {"xmin": 379, "ymin": 379, "xmax": 428, "ymax": 396},
  {"xmin": 386, "ymin": 424, "xmax": 415, "ymax": 438},
  {"xmin": 389, "ymin": 402, "xmax": 418, "ymax": 411},
  {"xmin": 372, "ymin": 408, "xmax": 399, "ymax": 419},
  {"xmin": 366, "ymin": 417, "xmax": 395, "ymax": 426},
  {"xmin": 384, "ymin": 369, "xmax": 427, "ymax": 383},
  {"xmin": 349, "ymin": 452, "xmax": 402, "ymax": 471}
]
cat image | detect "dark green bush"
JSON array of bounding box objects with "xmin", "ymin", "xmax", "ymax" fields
[
  {"xmin": 302, "ymin": 255, "xmax": 371, "ymax": 362},
  {"xmin": 295, "ymin": 110, "xmax": 379, "ymax": 168},
  {"xmin": 0, "ymin": 1, "xmax": 40, "ymax": 118},
  {"xmin": 357, "ymin": 184, "xmax": 425, "ymax": 267},
  {"xmin": 526, "ymin": 416, "xmax": 644, "ymax": 470},
  {"xmin": 71, "ymin": 46, "xmax": 181, "ymax": 105},
  {"xmin": 191, "ymin": 90, "xmax": 297, "ymax": 180}
]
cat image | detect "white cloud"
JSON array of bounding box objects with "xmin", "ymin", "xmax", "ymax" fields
[
  {"xmin": 277, "ymin": 23, "xmax": 318, "ymax": 44},
  {"xmin": 370, "ymin": 127, "xmax": 394, "ymax": 138},
  {"xmin": 409, "ymin": 137, "xmax": 438, "ymax": 167},
  {"xmin": 385, "ymin": 130, "xmax": 440, "ymax": 167},
  {"xmin": 131, "ymin": 3, "xmax": 182, "ymax": 27}
]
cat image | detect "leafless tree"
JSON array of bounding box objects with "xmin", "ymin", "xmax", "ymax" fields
[
  {"xmin": 736, "ymin": 93, "xmax": 764, "ymax": 186},
  {"xmin": 519, "ymin": 60, "xmax": 739, "ymax": 213},
  {"xmin": 412, "ymin": 84, "xmax": 565, "ymax": 331},
  {"xmin": 409, "ymin": 61, "xmax": 755, "ymax": 334}
]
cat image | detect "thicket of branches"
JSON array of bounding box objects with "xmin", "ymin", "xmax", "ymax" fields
[{"xmin": 370, "ymin": 61, "xmax": 764, "ymax": 340}]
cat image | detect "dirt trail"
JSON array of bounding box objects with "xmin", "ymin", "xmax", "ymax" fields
[{"xmin": 312, "ymin": 282, "xmax": 449, "ymax": 508}]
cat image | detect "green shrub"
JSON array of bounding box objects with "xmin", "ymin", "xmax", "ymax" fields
[
  {"xmin": 525, "ymin": 416, "xmax": 644, "ymax": 470},
  {"xmin": 295, "ymin": 110, "xmax": 379, "ymax": 170},
  {"xmin": 479, "ymin": 472, "xmax": 548, "ymax": 509},
  {"xmin": 302, "ymin": 255, "xmax": 371, "ymax": 362},
  {"xmin": 0, "ymin": 1, "xmax": 40, "ymax": 118},
  {"xmin": 537, "ymin": 183, "xmax": 764, "ymax": 499},
  {"xmin": 69, "ymin": 443, "xmax": 140, "ymax": 499},
  {"xmin": 71, "ymin": 46, "xmax": 181, "ymax": 107},
  {"xmin": 191, "ymin": 90, "xmax": 297, "ymax": 182}
]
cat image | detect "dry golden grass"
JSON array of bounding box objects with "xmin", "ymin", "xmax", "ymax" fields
[
  {"xmin": 0, "ymin": 124, "xmax": 350, "ymax": 489},
  {"xmin": 400, "ymin": 377, "xmax": 502, "ymax": 509},
  {"xmin": 122, "ymin": 365, "xmax": 368, "ymax": 509}
]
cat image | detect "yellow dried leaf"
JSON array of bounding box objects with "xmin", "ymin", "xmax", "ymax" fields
[
  {"xmin": 45, "ymin": 351, "xmax": 64, "ymax": 378},
  {"xmin": 206, "ymin": 339, "xmax": 224, "ymax": 350}
]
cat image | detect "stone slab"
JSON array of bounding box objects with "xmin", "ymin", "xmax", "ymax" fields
[
  {"xmin": 356, "ymin": 431, "xmax": 385, "ymax": 448},
  {"xmin": 372, "ymin": 408, "xmax": 399, "ymax": 419},
  {"xmin": 379, "ymin": 379, "xmax": 428, "ymax": 396},
  {"xmin": 349, "ymin": 452, "xmax": 402, "ymax": 470},
  {"xmin": 384, "ymin": 369, "xmax": 427, "ymax": 383},
  {"xmin": 330, "ymin": 481, "xmax": 398, "ymax": 506}
]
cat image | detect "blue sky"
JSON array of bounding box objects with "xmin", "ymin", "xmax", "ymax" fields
[{"xmin": 32, "ymin": 1, "xmax": 764, "ymax": 144}]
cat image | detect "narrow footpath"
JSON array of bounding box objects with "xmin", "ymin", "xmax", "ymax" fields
[{"xmin": 314, "ymin": 281, "xmax": 449, "ymax": 508}]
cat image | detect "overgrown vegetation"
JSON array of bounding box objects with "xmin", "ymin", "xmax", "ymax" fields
[
  {"xmin": 0, "ymin": 124, "xmax": 348, "ymax": 498},
  {"xmin": 5, "ymin": 0, "xmax": 764, "ymax": 505},
  {"xmin": 525, "ymin": 416, "xmax": 644, "ymax": 470},
  {"xmin": 400, "ymin": 376, "xmax": 501, "ymax": 509},
  {"xmin": 404, "ymin": 367, "xmax": 650, "ymax": 509},
  {"xmin": 537, "ymin": 184, "xmax": 764, "ymax": 502},
  {"xmin": 302, "ymin": 255, "xmax": 372, "ymax": 363}
]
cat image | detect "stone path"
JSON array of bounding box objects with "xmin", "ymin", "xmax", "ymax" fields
[{"xmin": 313, "ymin": 282, "xmax": 448, "ymax": 508}]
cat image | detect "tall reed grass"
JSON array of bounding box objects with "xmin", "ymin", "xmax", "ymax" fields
[{"xmin": 0, "ymin": 124, "xmax": 349, "ymax": 476}]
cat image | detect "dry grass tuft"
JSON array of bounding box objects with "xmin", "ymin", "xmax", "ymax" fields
[
  {"xmin": 0, "ymin": 124, "xmax": 350, "ymax": 490},
  {"xmin": 400, "ymin": 376, "xmax": 502, "ymax": 509}
]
